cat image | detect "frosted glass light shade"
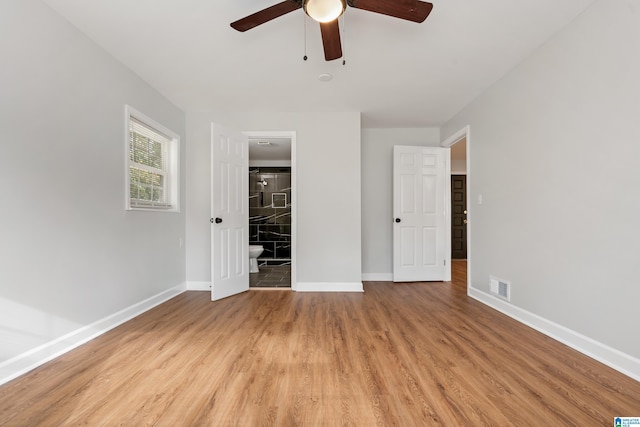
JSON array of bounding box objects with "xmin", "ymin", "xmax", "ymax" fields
[{"xmin": 303, "ymin": 0, "xmax": 346, "ymax": 23}]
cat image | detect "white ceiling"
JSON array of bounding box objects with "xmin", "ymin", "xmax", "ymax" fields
[
  {"xmin": 249, "ymin": 137, "xmax": 291, "ymax": 161},
  {"xmin": 41, "ymin": 0, "xmax": 596, "ymax": 127}
]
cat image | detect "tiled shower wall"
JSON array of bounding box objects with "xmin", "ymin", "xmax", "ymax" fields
[{"xmin": 249, "ymin": 167, "xmax": 291, "ymax": 265}]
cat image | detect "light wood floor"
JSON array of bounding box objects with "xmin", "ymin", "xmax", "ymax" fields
[{"xmin": 1, "ymin": 261, "xmax": 639, "ymax": 426}]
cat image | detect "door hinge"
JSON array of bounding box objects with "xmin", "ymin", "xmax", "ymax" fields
[{"xmin": 444, "ymin": 259, "xmax": 446, "ymax": 266}]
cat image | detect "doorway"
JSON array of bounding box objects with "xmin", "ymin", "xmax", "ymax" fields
[
  {"xmin": 246, "ymin": 132, "xmax": 296, "ymax": 289},
  {"xmin": 441, "ymin": 127, "xmax": 470, "ymax": 290},
  {"xmin": 451, "ymin": 175, "xmax": 467, "ymax": 257},
  {"xmin": 451, "ymin": 135, "xmax": 468, "ymax": 262}
]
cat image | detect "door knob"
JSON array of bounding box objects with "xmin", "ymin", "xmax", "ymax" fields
[
  {"xmin": 395, "ymin": 218, "xmax": 401, "ymax": 223},
  {"xmin": 210, "ymin": 217, "xmax": 223, "ymax": 224},
  {"xmin": 463, "ymin": 219, "xmax": 467, "ymax": 224}
]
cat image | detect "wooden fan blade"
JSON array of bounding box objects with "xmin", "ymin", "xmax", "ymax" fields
[
  {"xmin": 348, "ymin": 0, "xmax": 433, "ymax": 23},
  {"xmin": 398, "ymin": 0, "xmax": 418, "ymax": 10},
  {"xmin": 319, "ymin": 20, "xmax": 342, "ymax": 61},
  {"xmin": 231, "ymin": 0, "xmax": 302, "ymax": 32}
]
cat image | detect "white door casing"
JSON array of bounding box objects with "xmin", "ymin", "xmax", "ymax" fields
[
  {"xmin": 393, "ymin": 145, "xmax": 450, "ymax": 282},
  {"xmin": 211, "ymin": 123, "xmax": 249, "ymax": 301}
]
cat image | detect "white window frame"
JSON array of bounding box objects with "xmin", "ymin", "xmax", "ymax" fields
[{"xmin": 125, "ymin": 105, "xmax": 180, "ymax": 212}]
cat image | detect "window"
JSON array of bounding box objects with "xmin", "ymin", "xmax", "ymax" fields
[{"xmin": 125, "ymin": 105, "xmax": 179, "ymax": 211}]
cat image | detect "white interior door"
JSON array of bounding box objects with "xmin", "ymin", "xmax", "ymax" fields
[
  {"xmin": 211, "ymin": 123, "xmax": 249, "ymax": 301},
  {"xmin": 393, "ymin": 145, "xmax": 449, "ymax": 282}
]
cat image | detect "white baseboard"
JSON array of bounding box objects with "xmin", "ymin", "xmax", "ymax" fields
[
  {"xmin": 362, "ymin": 273, "xmax": 393, "ymax": 282},
  {"xmin": 0, "ymin": 283, "xmax": 187, "ymax": 386},
  {"xmin": 295, "ymin": 282, "xmax": 364, "ymax": 292},
  {"xmin": 187, "ymin": 281, "xmax": 211, "ymax": 291},
  {"xmin": 468, "ymin": 287, "xmax": 640, "ymax": 382}
]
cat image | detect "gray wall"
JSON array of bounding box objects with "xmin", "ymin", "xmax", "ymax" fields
[
  {"xmin": 186, "ymin": 111, "xmax": 362, "ymax": 288},
  {"xmin": 361, "ymin": 128, "xmax": 440, "ymax": 278},
  {"xmin": 0, "ymin": 0, "xmax": 186, "ymax": 364},
  {"xmin": 442, "ymin": 0, "xmax": 640, "ymax": 360}
]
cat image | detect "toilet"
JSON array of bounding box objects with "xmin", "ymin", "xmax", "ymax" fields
[{"xmin": 249, "ymin": 245, "xmax": 264, "ymax": 273}]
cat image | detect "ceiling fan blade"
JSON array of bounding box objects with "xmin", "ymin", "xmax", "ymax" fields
[
  {"xmin": 231, "ymin": 0, "xmax": 302, "ymax": 32},
  {"xmin": 348, "ymin": 0, "xmax": 433, "ymax": 23},
  {"xmin": 319, "ymin": 20, "xmax": 342, "ymax": 61},
  {"xmin": 398, "ymin": 0, "xmax": 418, "ymax": 10}
]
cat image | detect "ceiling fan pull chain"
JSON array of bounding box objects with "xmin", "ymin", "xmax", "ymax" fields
[
  {"xmin": 303, "ymin": 14, "xmax": 308, "ymax": 61},
  {"xmin": 341, "ymin": 13, "xmax": 346, "ymax": 65}
]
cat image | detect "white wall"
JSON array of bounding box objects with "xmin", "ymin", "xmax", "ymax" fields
[
  {"xmin": 361, "ymin": 128, "xmax": 440, "ymax": 279},
  {"xmin": 0, "ymin": 0, "xmax": 186, "ymax": 379},
  {"xmin": 442, "ymin": 0, "xmax": 640, "ymax": 375},
  {"xmin": 186, "ymin": 111, "xmax": 362, "ymax": 289}
]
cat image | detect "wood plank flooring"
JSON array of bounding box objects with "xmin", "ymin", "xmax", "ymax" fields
[{"xmin": 1, "ymin": 261, "xmax": 639, "ymax": 425}]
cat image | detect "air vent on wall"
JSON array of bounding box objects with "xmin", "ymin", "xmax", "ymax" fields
[{"xmin": 490, "ymin": 276, "xmax": 511, "ymax": 301}]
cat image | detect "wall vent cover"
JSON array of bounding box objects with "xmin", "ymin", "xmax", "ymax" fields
[{"xmin": 490, "ymin": 276, "xmax": 511, "ymax": 301}]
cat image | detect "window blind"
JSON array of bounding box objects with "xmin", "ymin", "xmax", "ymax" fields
[{"xmin": 129, "ymin": 117, "xmax": 172, "ymax": 209}]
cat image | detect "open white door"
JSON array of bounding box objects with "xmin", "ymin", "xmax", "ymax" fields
[
  {"xmin": 393, "ymin": 145, "xmax": 449, "ymax": 282},
  {"xmin": 211, "ymin": 123, "xmax": 249, "ymax": 301}
]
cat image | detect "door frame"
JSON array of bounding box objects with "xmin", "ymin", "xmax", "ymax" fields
[
  {"xmin": 441, "ymin": 125, "xmax": 471, "ymax": 291},
  {"xmin": 244, "ymin": 130, "xmax": 297, "ymax": 291}
]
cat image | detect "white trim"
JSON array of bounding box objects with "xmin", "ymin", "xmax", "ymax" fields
[
  {"xmin": 0, "ymin": 283, "xmax": 186, "ymax": 386},
  {"xmin": 244, "ymin": 131, "xmax": 297, "ymax": 291},
  {"xmin": 468, "ymin": 287, "xmax": 640, "ymax": 382},
  {"xmin": 187, "ymin": 281, "xmax": 211, "ymax": 291},
  {"xmin": 443, "ymin": 147, "xmax": 452, "ymax": 282},
  {"xmin": 451, "ymin": 170, "xmax": 467, "ymax": 176},
  {"xmin": 295, "ymin": 282, "xmax": 364, "ymax": 292},
  {"xmin": 440, "ymin": 125, "xmax": 470, "ymax": 148},
  {"xmin": 362, "ymin": 273, "xmax": 393, "ymax": 282}
]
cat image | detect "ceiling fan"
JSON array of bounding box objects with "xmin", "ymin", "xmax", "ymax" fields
[{"xmin": 230, "ymin": 0, "xmax": 433, "ymax": 61}]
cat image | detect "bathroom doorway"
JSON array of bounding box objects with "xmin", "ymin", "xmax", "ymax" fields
[{"xmin": 246, "ymin": 132, "xmax": 295, "ymax": 289}]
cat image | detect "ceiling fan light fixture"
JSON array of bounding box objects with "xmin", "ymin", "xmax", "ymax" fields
[{"xmin": 303, "ymin": 0, "xmax": 346, "ymax": 23}]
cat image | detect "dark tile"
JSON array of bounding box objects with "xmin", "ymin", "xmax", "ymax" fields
[
  {"xmin": 249, "ymin": 265, "xmax": 291, "ymax": 288},
  {"xmin": 249, "ymin": 169, "xmax": 291, "ymax": 266},
  {"xmin": 271, "ymin": 193, "xmax": 287, "ymax": 208},
  {"xmin": 275, "ymin": 243, "xmax": 291, "ymax": 259},
  {"xmin": 250, "ymin": 225, "xmax": 261, "ymax": 242},
  {"xmin": 249, "ymin": 192, "xmax": 260, "ymax": 208},
  {"xmin": 249, "ymin": 174, "xmax": 259, "ymax": 191},
  {"xmin": 249, "ymin": 207, "xmax": 274, "ymax": 224},
  {"xmin": 260, "ymin": 225, "xmax": 290, "ymax": 241},
  {"xmin": 276, "ymin": 174, "xmax": 291, "ymax": 192},
  {"xmin": 255, "ymin": 242, "xmax": 276, "ymax": 258},
  {"xmin": 274, "ymin": 209, "xmax": 291, "ymax": 225}
]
